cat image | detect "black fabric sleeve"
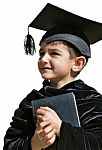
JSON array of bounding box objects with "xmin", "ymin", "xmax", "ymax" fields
[
  {"xmin": 3, "ymin": 98, "xmax": 35, "ymax": 150},
  {"xmin": 3, "ymin": 89, "xmax": 45, "ymax": 150},
  {"xmin": 58, "ymin": 122, "xmax": 85, "ymax": 150},
  {"xmin": 57, "ymin": 98, "xmax": 102, "ymax": 150},
  {"xmin": 58, "ymin": 122, "xmax": 102, "ymax": 150}
]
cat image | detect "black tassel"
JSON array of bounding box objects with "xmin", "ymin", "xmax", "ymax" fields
[{"xmin": 24, "ymin": 27, "xmax": 36, "ymax": 55}]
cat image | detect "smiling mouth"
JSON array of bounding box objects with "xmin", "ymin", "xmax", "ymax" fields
[{"xmin": 41, "ymin": 67, "xmax": 51, "ymax": 70}]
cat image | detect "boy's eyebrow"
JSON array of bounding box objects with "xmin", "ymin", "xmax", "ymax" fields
[
  {"xmin": 39, "ymin": 46, "xmax": 63, "ymax": 53},
  {"xmin": 39, "ymin": 48, "xmax": 62, "ymax": 53}
]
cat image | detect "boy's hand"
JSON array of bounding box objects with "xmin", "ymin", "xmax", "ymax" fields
[
  {"xmin": 36, "ymin": 106, "xmax": 62, "ymax": 136},
  {"xmin": 31, "ymin": 118, "xmax": 56, "ymax": 150}
]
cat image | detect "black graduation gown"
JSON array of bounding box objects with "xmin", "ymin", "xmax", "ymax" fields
[{"xmin": 3, "ymin": 80, "xmax": 102, "ymax": 150}]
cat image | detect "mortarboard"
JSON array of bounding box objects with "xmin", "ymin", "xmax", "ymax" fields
[{"xmin": 24, "ymin": 3, "xmax": 102, "ymax": 57}]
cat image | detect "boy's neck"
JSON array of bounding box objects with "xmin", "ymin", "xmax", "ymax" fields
[{"xmin": 50, "ymin": 78, "xmax": 74, "ymax": 89}]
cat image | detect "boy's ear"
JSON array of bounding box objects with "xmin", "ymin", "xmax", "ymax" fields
[{"xmin": 72, "ymin": 56, "xmax": 86, "ymax": 72}]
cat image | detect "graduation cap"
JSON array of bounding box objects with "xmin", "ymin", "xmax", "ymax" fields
[{"xmin": 24, "ymin": 3, "xmax": 102, "ymax": 57}]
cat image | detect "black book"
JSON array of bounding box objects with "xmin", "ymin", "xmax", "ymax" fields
[{"xmin": 31, "ymin": 92, "xmax": 80, "ymax": 127}]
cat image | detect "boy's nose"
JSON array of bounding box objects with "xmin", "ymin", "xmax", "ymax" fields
[{"xmin": 41, "ymin": 53, "xmax": 50, "ymax": 62}]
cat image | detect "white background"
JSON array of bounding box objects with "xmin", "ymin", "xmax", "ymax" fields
[{"xmin": 0, "ymin": 0, "xmax": 102, "ymax": 149}]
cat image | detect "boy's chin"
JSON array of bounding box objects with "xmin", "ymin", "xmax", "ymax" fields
[{"xmin": 41, "ymin": 75, "xmax": 51, "ymax": 80}]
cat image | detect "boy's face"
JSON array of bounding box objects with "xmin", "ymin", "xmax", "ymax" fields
[{"xmin": 38, "ymin": 41, "xmax": 76, "ymax": 85}]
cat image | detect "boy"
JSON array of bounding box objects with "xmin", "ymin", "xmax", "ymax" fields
[{"xmin": 4, "ymin": 3, "xmax": 102, "ymax": 150}]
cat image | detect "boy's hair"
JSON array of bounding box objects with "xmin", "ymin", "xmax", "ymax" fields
[
  {"xmin": 62, "ymin": 41, "xmax": 89, "ymax": 63},
  {"xmin": 60, "ymin": 41, "xmax": 89, "ymax": 77}
]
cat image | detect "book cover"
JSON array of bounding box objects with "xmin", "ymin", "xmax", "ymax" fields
[{"xmin": 31, "ymin": 92, "xmax": 80, "ymax": 127}]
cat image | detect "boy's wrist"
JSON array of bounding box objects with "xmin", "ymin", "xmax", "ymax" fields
[
  {"xmin": 31, "ymin": 135, "xmax": 41, "ymax": 150},
  {"xmin": 56, "ymin": 120, "xmax": 62, "ymax": 137}
]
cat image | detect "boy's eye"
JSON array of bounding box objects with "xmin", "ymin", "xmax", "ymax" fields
[
  {"xmin": 51, "ymin": 52, "xmax": 60, "ymax": 55},
  {"xmin": 39, "ymin": 51, "xmax": 45, "ymax": 57}
]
